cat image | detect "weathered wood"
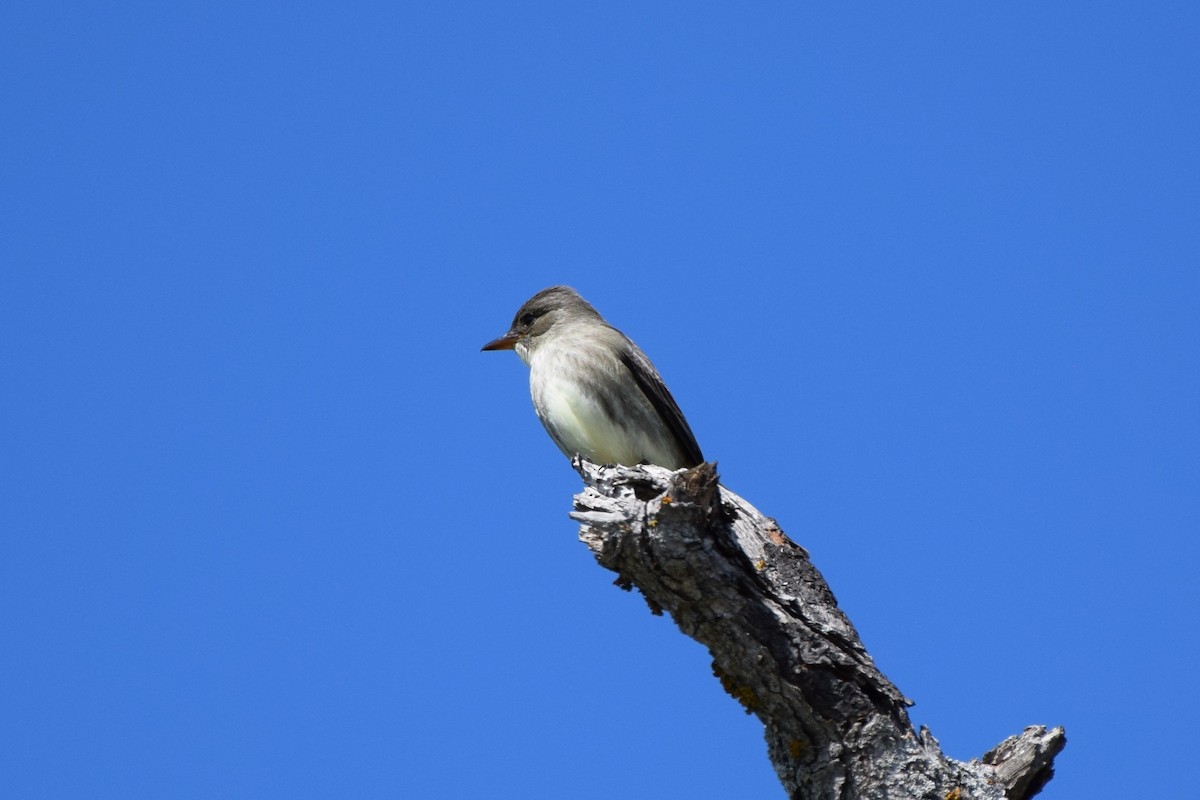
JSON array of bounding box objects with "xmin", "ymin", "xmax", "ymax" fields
[
  {"xmin": 570, "ymin": 459, "xmax": 1065, "ymax": 799},
  {"xmin": 983, "ymin": 726, "xmax": 1067, "ymax": 800}
]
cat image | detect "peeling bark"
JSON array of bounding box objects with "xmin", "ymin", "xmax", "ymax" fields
[{"xmin": 570, "ymin": 460, "xmax": 1065, "ymax": 800}]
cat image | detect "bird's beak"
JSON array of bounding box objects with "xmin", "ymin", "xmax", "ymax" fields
[{"xmin": 481, "ymin": 331, "xmax": 519, "ymax": 351}]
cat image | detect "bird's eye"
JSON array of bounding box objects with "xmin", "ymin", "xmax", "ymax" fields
[{"xmin": 519, "ymin": 313, "xmax": 536, "ymax": 326}]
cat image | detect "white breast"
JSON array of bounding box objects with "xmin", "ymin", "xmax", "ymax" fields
[{"xmin": 524, "ymin": 326, "xmax": 679, "ymax": 466}]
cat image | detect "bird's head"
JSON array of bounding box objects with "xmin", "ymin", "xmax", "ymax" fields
[{"xmin": 481, "ymin": 285, "xmax": 602, "ymax": 363}]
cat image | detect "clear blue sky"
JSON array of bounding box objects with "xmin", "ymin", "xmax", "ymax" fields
[{"xmin": 3, "ymin": 3, "xmax": 1197, "ymax": 798}]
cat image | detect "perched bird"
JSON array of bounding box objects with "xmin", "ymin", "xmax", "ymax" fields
[{"xmin": 481, "ymin": 286, "xmax": 704, "ymax": 470}]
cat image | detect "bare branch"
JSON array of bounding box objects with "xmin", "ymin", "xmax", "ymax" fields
[{"xmin": 570, "ymin": 460, "xmax": 1066, "ymax": 799}]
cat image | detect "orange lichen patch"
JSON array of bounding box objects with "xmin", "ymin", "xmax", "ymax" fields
[{"xmin": 712, "ymin": 663, "xmax": 761, "ymax": 714}]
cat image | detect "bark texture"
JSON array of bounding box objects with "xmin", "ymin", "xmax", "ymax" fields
[{"xmin": 569, "ymin": 459, "xmax": 1065, "ymax": 800}]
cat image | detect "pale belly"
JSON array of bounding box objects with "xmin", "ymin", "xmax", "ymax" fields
[{"xmin": 528, "ymin": 347, "xmax": 678, "ymax": 466}]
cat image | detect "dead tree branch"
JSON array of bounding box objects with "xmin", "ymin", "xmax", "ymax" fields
[{"xmin": 569, "ymin": 460, "xmax": 1065, "ymax": 800}]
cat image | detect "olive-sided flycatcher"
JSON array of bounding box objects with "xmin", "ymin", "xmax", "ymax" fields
[{"xmin": 481, "ymin": 286, "xmax": 703, "ymax": 470}]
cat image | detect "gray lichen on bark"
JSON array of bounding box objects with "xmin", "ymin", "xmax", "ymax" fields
[{"xmin": 569, "ymin": 459, "xmax": 1065, "ymax": 800}]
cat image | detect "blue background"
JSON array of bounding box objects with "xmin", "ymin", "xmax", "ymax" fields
[{"xmin": 4, "ymin": 3, "xmax": 1197, "ymax": 798}]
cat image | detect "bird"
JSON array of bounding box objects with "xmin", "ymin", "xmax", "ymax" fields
[{"xmin": 481, "ymin": 285, "xmax": 704, "ymax": 470}]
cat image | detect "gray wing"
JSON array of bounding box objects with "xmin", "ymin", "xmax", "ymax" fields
[{"xmin": 619, "ymin": 343, "xmax": 704, "ymax": 467}]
